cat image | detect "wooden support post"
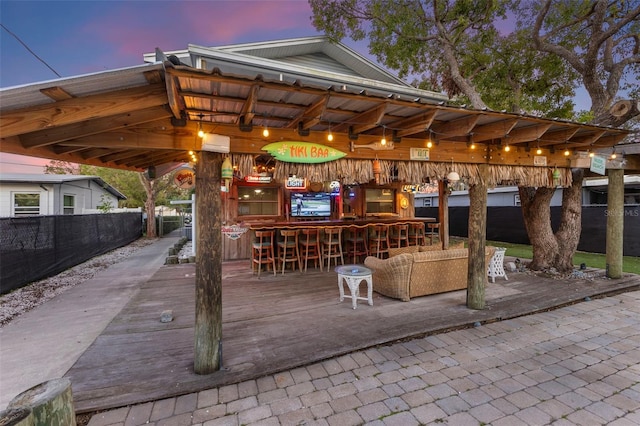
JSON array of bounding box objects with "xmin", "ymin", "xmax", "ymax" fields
[
  {"xmin": 467, "ymin": 164, "xmax": 488, "ymax": 310},
  {"xmin": 7, "ymin": 378, "xmax": 75, "ymax": 426},
  {"xmin": 438, "ymin": 180, "xmax": 449, "ymax": 249},
  {"xmin": 606, "ymin": 168, "xmax": 624, "ymax": 279},
  {"xmin": 194, "ymin": 151, "xmax": 223, "ymax": 374},
  {"xmin": 0, "ymin": 407, "xmax": 34, "ymax": 426}
]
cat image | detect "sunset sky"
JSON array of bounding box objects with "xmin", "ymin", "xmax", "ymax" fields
[{"xmin": 1, "ymin": 0, "xmax": 330, "ymax": 172}]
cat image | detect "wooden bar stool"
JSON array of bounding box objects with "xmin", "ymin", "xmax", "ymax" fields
[
  {"xmin": 299, "ymin": 228, "xmax": 323, "ymax": 272},
  {"xmin": 345, "ymin": 226, "xmax": 368, "ymax": 264},
  {"xmin": 369, "ymin": 224, "xmax": 390, "ymax": 259},
  {"xmin": 321, "ymin": 227, "xmax": 344, "ymax": 270},
  {"xmin": 278, "ymin": 229, "xmax": 301, "ymax": 274},
  {"xmin": 427, "ymin": 222, "xmax": 440, "ymax": 245},
  {"xmin": 408, "ymin": 222, "xmax": 426, "ymax": 246},
  {"xmin": 389, "ymin": 223, "xmax": 409, "ymax": 248},
  {"xmin": 252, "ymin": 230, "xmax": 276, "ymax": 276}
]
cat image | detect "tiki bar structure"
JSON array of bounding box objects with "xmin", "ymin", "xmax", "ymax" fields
[{"xmin": 1, "ymin": 37, "xmax": 638, "ymax": 373}]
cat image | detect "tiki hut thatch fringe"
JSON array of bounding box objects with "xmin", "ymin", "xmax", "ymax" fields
[{"xmin": 231, "ymin": 154, "xmax": 572, "ymax": 188}]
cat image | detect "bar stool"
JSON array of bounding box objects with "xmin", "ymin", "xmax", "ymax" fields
[
  {"xmin": 278, "ymin": 229, "xmax": 301, "ymax": 274},
  {"xmin": 299, "ymin": 228, "xmax": 323, "ymax": 272},
  {"xmin": 369, "ymin": 224, "xmax": 390, "ymax": 259},
  {"xmin": 389, "ymin": 223, "xmax": 409, "ymax": 248},
  {"xmin": 252, "ymin": 230, "xmax": 276, "ymax": 276},
  {"xmin": 344, "ymin": 226, "xmax": 368, "ymax": 264},
  {"xmin": 321, "ymin": 227, "xmax": 344, "ymax": 270},
  {"xmin": 427, "ymin": 222, "xmax": 440, "ymax": 245},
  {"xmin": 408, "ymin": 222, "xmax": 426, "ymax": 246}
]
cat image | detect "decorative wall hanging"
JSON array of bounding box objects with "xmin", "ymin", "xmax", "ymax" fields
[{"xmin": 262, "ymin": 142, "xmax": 346, "ymax": 163}]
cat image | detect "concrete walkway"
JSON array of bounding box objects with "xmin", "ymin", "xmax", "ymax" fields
[
  {"xmin": 0, "ymin": 233, "xmax": 181, "ymax": 409},
  {"xmin": 87, "ymin": 289, "xmax": 640, "ymax": 426}
]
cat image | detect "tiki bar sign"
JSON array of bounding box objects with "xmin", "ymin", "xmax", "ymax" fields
[{"xmin": 262, "ymin": 142, "xmax": 347, "ymax": 163}]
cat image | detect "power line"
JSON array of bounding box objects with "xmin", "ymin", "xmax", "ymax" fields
[{"xmin": 1, "ymin": 23, "xmax": 61, "ymax": 78}]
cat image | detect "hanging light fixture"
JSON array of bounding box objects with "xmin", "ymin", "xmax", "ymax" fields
[
  {"xmin": 563, "ymin": 141, "xmax": 570, "ymax": 156},
  {"xmin": 197, "ymin": 113, "xmax": 205, "ymax": 138},
  {"xmin": 535, "ymin": 138, "xmax": 542, "ymax": 155},
  {"xmin": 380, "ymin": 126, "xmax": 387, "ymax": 146},
  {"xmin": 327, "ymin": 123, "xmax": 334, "ymax": 142},
  {"xmin": 446, "ymin": 158, "xmax": 460, "ymax": 184},
  {"xmin": 588, "ymin": 144, "xmax": 595, "ymax": 158},
  {"xmin": 467, "ymin": 133, "xmax": 475, "ymax": 150},
  {"xmin": 610, "ymin": 147, "xmax": 617, "ymax": 159},
  {"xmin": 262, "ymin": 126, "xmax": 270, "ymax": 137}
]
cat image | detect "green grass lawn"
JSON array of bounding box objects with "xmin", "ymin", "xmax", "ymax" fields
[{"xmin": 486, "ymin": 240, "xmax": 640, "ymax": 275}]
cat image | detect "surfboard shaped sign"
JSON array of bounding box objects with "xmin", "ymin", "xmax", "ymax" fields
[{"xmin": 262, "ymin": 141, "xmax": 347, "ymax": 164}]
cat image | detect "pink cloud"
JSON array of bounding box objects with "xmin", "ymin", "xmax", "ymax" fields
[{"xmin": 74, "ymin": 1, "xmax": 317, "ymax": 72}]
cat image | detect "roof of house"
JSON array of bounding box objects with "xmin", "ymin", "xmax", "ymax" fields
[{"xmin": 0, "ymin": 173, "xmax": 127, "ymax": 200}]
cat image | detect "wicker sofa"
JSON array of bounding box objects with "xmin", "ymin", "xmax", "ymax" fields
[{"xmin": 364, "ymin": 244, "xmax": 495, "ymax": 302}]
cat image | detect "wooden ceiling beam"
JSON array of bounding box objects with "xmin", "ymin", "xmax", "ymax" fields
[
  {"xmin": 165, "ymin": 74, "xmax": 184, "ymax": 120},
  {"xmin": 19, "ymin": 106, "xmax": 172, "ymax": 149},
  {"xmin": 538, "ymin": 128, "xmax": 580, "ymax": 146},
  {"xmin": 431, "ymin": 115, "xmax": 480, "ymax": 137},
  {"xmin": 40, "ymin": 87, "xmax": 74, "ymax": 101},
  {"xmin": 0, "ymin": 84, "xmax": 168, "ymax": 138},
  {"xmin": 332, "ymin": 102, "xmax": 388, "ymax": 134},
  {"xmin": 287, "ymin": 94, "xmax": 329, "ymax": 130},
  {"xmin": 387, "ymin": 110, "xmax": 437, "ymax": 138},
  {"xmin": 504, "ymin": 123, "xmax": 552, "ymax": 144},
  {"xmin": 240, "ymin": 84, "xmax": 260, "ymax": 124},
  {"xmin": 468, "ymin": 119, "xmax": 518, "ymax": 142}
]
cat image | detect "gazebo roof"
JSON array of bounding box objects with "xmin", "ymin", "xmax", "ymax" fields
[{"xmin": 0, "ymin": 37, "xmax": 636, "ymax": 175}]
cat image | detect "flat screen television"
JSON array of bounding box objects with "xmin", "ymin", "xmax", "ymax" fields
[{"xmin": 291, "ymin": 192, "xmax": 331, "ymax": 217}]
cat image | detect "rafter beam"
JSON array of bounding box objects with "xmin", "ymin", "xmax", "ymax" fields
[
  {"xmin": 538, "ymin": 128, "xmax": 581, "ymax": 146},
  {"xmin": 40, "ymin": 86, "xmax": 73, "ymax": 101},
  {"xmin": 1, "ymin": 84, "xmax": 168, "ymax": 138},
  {"xmin": 240, "ymin": 84, "xmax": 260, "ymax": 124},
  {"xmin": 19, "ymin": 106, "xmax": 172, "ymax": 149},
  {"xmin": 386, "ymin": 110, "xmax": 438, "ymax": 138},
  {"xmin": 431, "ymin": 115, "xmax": 480, "ymax": 137},
  {"xmin": 165, "ymin": 74, "xmax": 183, "ymax": 119},
  {"xmin": 287, "ymin": 95, "xmax": 329, "ymax": 130},
  {"xmin": 469, "ymin": 119, "xmax": 518, "ymax": 142},
  {"xmin": 504, "ymin": 123, "xmax": 552, "ymax": 144},
  {"xmin": 333, "ymin": 103, "xmax": 388, "ymax": 134}
]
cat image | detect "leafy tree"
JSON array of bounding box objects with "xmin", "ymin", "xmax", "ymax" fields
[
  {"xmin": 43, "ymin": 160, "xmax": 79, "ymax": 175},
  {"xmin": 310, "ymin": 0, "xmax": 639, "ymax": 272},
  {"xmin": 79, "ymin": 165, "xmax": 190, "ymax": 237}
]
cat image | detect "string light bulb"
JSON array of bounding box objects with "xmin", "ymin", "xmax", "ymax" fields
[
  {"xmin": 535, "ymin": 138, "xmax": 542, "ymax": 155},
  {"xmin": 504, "ymin": 144, "xmax": 510, "ymax": 152},
  {"xmin": 197, "ymin": 122, "xmax": 205, "ymax": 138},
  {"xmin": 564, "ymin": 148, "xmax": 570, "ymax": 156},
  {"xmin": 327, "ymin": 124, "xmax": 333, "ymax": 141},
  {"xmin": 262, "ymin": 126, "xmax": 269, "ymax": 137},
  {"xmin": 380, "ymin": 126, "xmax": 386, "ymax": 146}
]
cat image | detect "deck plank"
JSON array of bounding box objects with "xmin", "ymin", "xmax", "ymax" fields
[{"xmin": 65, "ymin": 260, "xmax": 640, "ymax": 413}]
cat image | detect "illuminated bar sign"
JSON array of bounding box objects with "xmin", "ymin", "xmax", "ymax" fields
[
  {"xmin": 262, "ymin": 141, "xmax": 346, "ymax": 163},
  {"xmin": 285, "ymin": 176, "xmax": 306, "ymax": 189},
  {"xmin": 245, "ymin": 175, "xmax": 272, "ymax": 183}
]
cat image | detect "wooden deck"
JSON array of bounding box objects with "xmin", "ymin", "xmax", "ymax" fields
[{"xmin": 65, "ymin": 260, "xmax": 640, "ymax": 413}]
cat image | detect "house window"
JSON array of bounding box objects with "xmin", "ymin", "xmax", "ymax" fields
[
  {"xmin": 514, "ymin": 194, "xmax": 521, "ymax": 207},
  {"xmin": 13, "ymin": 193, "xmax": 41, "ymax": 216},
  {"xmin": 422, "ymin": 197, "xmax": 432, "ymax": 207},
  {"xmin": 63, "ymin": 194, "xmax": 75, "ymax": 215},
  {"xmin": 237, "ymin": 186, "xmax": 279, "ymax": 216}
]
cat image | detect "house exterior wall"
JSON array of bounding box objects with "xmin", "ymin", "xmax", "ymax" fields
[{"xmin": 0, "ymin": 179, "xmax": 119, "ymax": 217}]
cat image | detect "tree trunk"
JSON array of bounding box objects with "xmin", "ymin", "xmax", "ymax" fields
[
  {"xmin": 139, "ymin": 173, "xmax": 157, "ymax": 238},
  {"xmin": 467, "ymin": 164, "xmax": 488, "ymax": 310},
  {"xmin": 438, "ymin": 180, "xmax": 449, "ymax": 249},
  {"xmin": 518, "ymin": 186, "xmax": 557, "ymax": 270},
  {"xmin": 519, "ymin": 170, "xmax": 584, "ymax": 274},
  {"xmin": 194, "ymin": 151, "xmax": 222, "ymax": 374},
  {"xmin": 555, "ymin": 169, "xmax": 584, "ymax": 272}
]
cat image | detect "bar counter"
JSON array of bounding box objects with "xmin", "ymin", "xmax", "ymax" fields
[{"xmin": 248, "ymin": 216, "xmax": 435, "ymax": 231}]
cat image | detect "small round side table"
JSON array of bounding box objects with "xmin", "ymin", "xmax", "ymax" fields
[{"xmin": 335, "ymin": 264, "xmax": 373, "ymax": 309}]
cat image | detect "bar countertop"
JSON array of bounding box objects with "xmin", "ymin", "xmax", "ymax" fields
[{"xmin": 248, "ymin": 216, "xmax": 435, "ymax": 230}]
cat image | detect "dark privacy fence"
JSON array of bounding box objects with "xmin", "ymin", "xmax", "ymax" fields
[
  {"xmin": 416, "ymin": 205, "xmax": 640, "ymax": 257},
  {"xmin": 0, "ymin": 213, "xmax": 142, "ymax": 294}
]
